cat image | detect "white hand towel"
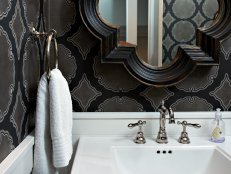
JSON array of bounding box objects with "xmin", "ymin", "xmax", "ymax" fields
[
  {"xmin": 33, "ymin": 74, "xmax": 58, "ymax": 174},
  {"xmin": 49, "ymin": 69, "xmax": 73, "ymax": 168}
]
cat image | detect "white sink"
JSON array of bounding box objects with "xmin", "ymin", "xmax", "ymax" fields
[
  {"xmin": 71, "ymin": 137, "xmax": 231, "ymax": 174},
  {"xmin": 113, "ymin": 146, "xmax": 231, "ymax": 174}
]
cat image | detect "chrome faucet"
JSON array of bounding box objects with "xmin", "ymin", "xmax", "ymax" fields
[{"xmin": 156, "ymin": 100, "xmax": 175, "ymax": 144}]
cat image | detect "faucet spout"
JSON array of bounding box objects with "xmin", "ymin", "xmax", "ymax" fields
[
  {"xmin": 169, "ymin": 107, "xmax": 175, "ymax": 124},
  {"xmin": 156, "ymin": 101, "xmax": 175, "ymax": 144}
]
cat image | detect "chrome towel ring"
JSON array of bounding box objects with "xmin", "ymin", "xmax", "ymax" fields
[
  {"xmin": 31, "ymin": 27, "xmax": 59, "ymax": 79},
  {"xmin": 45, "ymin": 30, "xmax": 58, "ymax": 79}
]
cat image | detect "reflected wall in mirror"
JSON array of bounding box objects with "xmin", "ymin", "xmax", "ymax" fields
[{"xmin": 98, "ymin": 0, "xmax": 219, "ymax": 66}]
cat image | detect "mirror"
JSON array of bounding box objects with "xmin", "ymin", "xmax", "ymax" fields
[
  {"xmin": 80, "ymin": 0, "xmax": 230, "ymax": 86},
  {"xmin": 98, "ymin": 0, "xmax": 219, "ymax": 67}
]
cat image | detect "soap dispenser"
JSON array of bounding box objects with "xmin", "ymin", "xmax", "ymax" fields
[{"xmin": 209, "ymin": 108, "xmax": 225, "ymax": 143}]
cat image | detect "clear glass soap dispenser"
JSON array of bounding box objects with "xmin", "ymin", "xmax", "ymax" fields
[{"xmin": 210, "ymin": 108, "xmax": 225, "ymax": 143}]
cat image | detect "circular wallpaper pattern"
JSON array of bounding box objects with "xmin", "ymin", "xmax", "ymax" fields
[
  {"xmin": 97, "ymin": 96, "xmax": 143, "ymax": 112},
  {"xmin": 0, "ymin": 27, "xmax": 15, "ymax": 122},
  {"xmin": 23, "ymin": 38, "xmax": 40, "ymax": 102},
  {"xmin": 0, "ymin": 130, "xmax": 15, "ymax": 163},
  {"xmin": 93, "ymin": 56, "xmax": 141, "ymax": 92},
  {"xmin": 163, "ymin": 0, "xmax": 219, "ymax": 64},
  {"xmin": 22, "ymin": 0, "xmax": 40, "ymax": 27},
  {"xmin": 172, "ymin": 0, "xmax": 196, "ymax": 19},
  {"xmin": 49, "ymin": 0, "xmax": 76, "ymax": 36},
  {"xmin": 0, "ymin": 0, "xmax": 12, "ymax": 20}
]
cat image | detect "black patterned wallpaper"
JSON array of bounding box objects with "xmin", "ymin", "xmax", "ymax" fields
[
  {"xmin": 0, "ymin": 0, "xmax": 42, "ymax": 163},
  {"xmin": 50, "ymin": 0, "xmax": 231, "ymax": 113},
  {"xmin": 0, "ymin": 0, "xmax": 231, "ymax": 164}
]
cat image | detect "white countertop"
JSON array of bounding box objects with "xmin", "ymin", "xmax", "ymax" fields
[
  {"xmin": 71, "ymin": 136, "xmax": 231, "ymax": 174},
  {"xmin": 0, "ymin": 132, "xmax": 34, "ymax": 174}
]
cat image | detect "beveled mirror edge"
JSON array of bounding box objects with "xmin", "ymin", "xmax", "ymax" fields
[{"xmin": 79, "ymin": 0, "xmax": 231, "ymax": 87}]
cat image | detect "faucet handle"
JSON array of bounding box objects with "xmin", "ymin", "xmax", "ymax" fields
[
  {"xmin": 128, "ymin": 120, "xmax": 146, "ymax": 129},
  {"xmin": 177, "ymin": 121, "xmax": 201, "ymax": 129},
  {"xmin": 177, "ymin": 121, "xmax": 201, "ymax": 144},
  {"xmin": 128, "ymin": 120, "xmax": 146, "ymax": 144}
]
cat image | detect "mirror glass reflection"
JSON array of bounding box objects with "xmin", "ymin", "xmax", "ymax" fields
[{"xmin": 98, "ymin": 0, "xmax": 219, "ymax": 67}]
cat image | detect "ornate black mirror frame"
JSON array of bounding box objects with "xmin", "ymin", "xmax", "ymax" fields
[{"xmin": 79, "ymin": 0, "xmax": 231, "ymax": 87}]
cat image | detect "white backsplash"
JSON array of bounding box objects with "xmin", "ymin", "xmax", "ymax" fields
[{"xmin": 72, "ymin": 112, "xmax": 231, "ymax": 138}]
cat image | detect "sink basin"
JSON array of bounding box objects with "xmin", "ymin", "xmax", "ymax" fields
[
  {"xmin": 113, "ymin": 146, "xmax": 231, "ymax": 174},
  {"xmin": 71, "ymin": 137, "xmax": 231, "ymax": 174}
]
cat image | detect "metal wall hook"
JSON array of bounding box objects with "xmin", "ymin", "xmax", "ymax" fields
[{"xmin": 30, "ymin": 27, "xmax": 50, "ymax": 38}]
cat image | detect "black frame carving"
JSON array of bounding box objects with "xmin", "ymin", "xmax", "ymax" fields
[{"xmin": 79, "ymin": 0, "xmax": 231, "ymax": 87}]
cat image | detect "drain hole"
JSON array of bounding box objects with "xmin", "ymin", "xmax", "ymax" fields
[{"xmin": 156, "ymin": 150, "xmax": 172, "ymax": 154}]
